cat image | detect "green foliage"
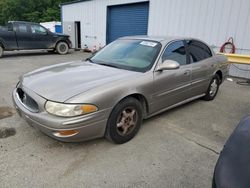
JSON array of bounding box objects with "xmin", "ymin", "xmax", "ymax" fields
[{"xmin": 0, "ymin": 0, "xmax": 73, "ymax": 25}]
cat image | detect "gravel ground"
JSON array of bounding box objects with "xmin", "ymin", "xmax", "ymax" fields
[{"xmin": 0, "ymin": 50, "xmax": 250, "ymax": 188}]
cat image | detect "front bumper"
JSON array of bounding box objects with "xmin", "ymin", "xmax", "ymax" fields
[{"xmin": 12, "ymin": 87, "xmax": 110, "ymax": 142}]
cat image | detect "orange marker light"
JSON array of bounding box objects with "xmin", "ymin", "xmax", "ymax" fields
[{"xmin": 81, "ymin": 105, "xmax": 98, "ymax": 113}]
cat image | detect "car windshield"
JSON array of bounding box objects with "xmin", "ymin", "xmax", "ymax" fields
[{"xmin": 90, "ymin": 39, "xmax": 161, "ymax": 72}]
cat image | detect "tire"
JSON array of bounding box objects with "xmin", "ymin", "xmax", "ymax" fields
[
  {"xmin": 0, "ymin": 45, "xmax": 3, "ymax": 58},
  {"xmin": 105, "ymin": 97, "xmax": 143, "ymax": 144},
  {"xmin": 56, "ymin": 41, "xmax": 69, "ymax": 55},
  {"xmin": 203, "ymin": 75, "xmax": 220, "ymax": 101}
]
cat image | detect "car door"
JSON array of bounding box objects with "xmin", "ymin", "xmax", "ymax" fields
[
  {"xmin": 186, "ymin": 40, "xmax": 214, "ymax": 96},
  {"xmin": 151, "ymin": 40, "xmax": 192, "ymax": 113},
  {"xmin": 15, "ymin": 23, "xmax": 33, "ymax": 49},
  {"xmin": 30, "ymin": 24, "xmax": 54, "ymax": 49}
]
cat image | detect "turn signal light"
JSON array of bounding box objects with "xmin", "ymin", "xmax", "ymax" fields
[{"xmin": 53, "ymin": 130, "xmax": 79, "ymax": 138}]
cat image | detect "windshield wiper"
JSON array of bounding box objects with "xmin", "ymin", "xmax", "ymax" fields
[
  {"xmin": 85, "ymin": 58, "xmax": 94, "ymax": 63},
  {"xmin": 97, "ymin": 63, "xmax": 119, "ymax": 69}
]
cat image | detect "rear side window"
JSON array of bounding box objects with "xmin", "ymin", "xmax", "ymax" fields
[
  {"xmin": 162, "ymin": 40, "xmax": 187, "ymax": 65},
  {"xmin": 187, "ymin": 40, "xmax": 212, "ymax": 62},
  {"xmin": 18, "ymin": 24, "xmax": 28, "ymax": 33}
]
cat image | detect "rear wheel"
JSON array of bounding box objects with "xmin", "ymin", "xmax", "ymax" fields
[
  {"xmin": 203, "ymin": 75, "xmax": 220, "ymax": 101},
  {"xmin": 0, "ymin": 45, "xmax": 3, "ymax": 58},
  {"xmin": 56, "ymin": 42, "xmax": 69, "ymax": 55},
  {"xmin": 105, "ymin": 98, "xmax": 143, "ymax": 144}
]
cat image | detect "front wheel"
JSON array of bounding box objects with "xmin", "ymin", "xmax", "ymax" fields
[
  {"xmin": 203, "ymin": 75, "xmax": 220, "ymax": 101},
  {"xmin": 56, "ymin": 42, "xmax": 69, "ymax": 55},
  {"xmin": 105, "ymin": 98, "xmax": 143, "ymax": 144},
  {"xmin": 0, "ymin": 46, "xmax": 3, "ymax": 58}
]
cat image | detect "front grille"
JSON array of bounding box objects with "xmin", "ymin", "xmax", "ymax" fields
[{"xmin": 16, "ymin": 88, "xmax": 39, "ymax": 113}]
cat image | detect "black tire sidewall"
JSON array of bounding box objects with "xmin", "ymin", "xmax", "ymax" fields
[
  {"xmin": 204, "ymin": 75, "xmax": 220, "ymax": 101},
  {"xmin": 106, "ymin": 98, "xmax": 143, "ymax": 144},
  {"xmin": 56, "ymin": 42, "xmax": 69, "ymax": 55}
]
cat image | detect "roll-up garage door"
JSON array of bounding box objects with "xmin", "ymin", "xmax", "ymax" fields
[{"xmin": 107, "ymin": 2, "xmax": 149, "ymax": 43}]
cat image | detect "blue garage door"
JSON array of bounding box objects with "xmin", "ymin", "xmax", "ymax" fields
[{"xmin": 107, "ymin": 2, "xmax": 149, "ymax": 43}]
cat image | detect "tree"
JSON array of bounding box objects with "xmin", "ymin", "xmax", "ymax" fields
[{"xmin": 0, "ymin": 0, "xmax": 73, "ymax": 25}]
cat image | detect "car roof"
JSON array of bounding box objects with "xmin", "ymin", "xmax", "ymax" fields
[{"xmin": 120, "ymin": 35, "xmax": 199, "ymax": 44}]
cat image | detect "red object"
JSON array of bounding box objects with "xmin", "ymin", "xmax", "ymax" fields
[{"xmin": 220, "ymin": 37, "xmax": 236, "ymax": 54}]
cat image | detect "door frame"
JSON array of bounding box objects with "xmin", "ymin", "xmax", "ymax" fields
[{"xmin": 74, "ymin": 21, "xmax": 81, "ymax": 49}]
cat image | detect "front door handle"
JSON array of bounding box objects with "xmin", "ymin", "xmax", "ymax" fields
[{"xmin": 184, "ymin": 70, "xmax": 191, "ymax": 75}]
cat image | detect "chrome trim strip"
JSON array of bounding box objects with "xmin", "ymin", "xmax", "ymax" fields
[
  {"xmin": 154, "ymin": 83, "xmax": 192, "ymax": 98},
  {"xmin": 191, "ymin": 78, "xmax": 209, "ymax": 85}
]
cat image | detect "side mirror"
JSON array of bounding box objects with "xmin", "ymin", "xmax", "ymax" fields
[{"xmin": 157, "ymin": 60, "xmax": 180, "ymax": 71}]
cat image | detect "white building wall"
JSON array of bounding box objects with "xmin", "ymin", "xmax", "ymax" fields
[
  {"xmin": 62, "ymin": 0, "xmax": 250, "ymax": 54},
  {"xmin": 40, "ymin": 21, "xmax": 61, "ymax": 33},
  {"xmin": 62, "ymin": 0, "xmax": 148, "ymax": 49},
  {"xmin": 62, "ymin": 0, "xmax": 250, "ymax": 78},
  {"xmin": 148, "ymin": 0, "xmax": 250, "ymax": 55}
]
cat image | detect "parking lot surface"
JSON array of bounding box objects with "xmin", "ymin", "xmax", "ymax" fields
[{"xmin": 0, "ymin": 50, "xmax": 250, "ymax": 188}]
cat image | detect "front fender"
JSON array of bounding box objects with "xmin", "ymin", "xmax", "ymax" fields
[{"xmin": 65, "ymin": 73, "xmax": 153, "ymax": 113}]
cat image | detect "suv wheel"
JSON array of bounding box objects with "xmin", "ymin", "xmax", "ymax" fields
[
  {"xmin": 56, "ymin": 42, "xmax": 69, "ymax": 55},
  {"xmin": 203, "ymin": 75, "xmax": 220, "ymax": 101},
  {"xmin": 105, "ymin": 98, "xmax": 143, "ymax": 144}
]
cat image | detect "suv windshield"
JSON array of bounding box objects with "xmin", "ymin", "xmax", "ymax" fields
[{"xmin": 90, "ymin": 39, "xmax": 161, "ymax": 72}]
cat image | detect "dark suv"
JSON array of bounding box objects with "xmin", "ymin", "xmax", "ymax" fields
[{"xmin": 0, "ymin": 21, "xmax": 72, "ymax": 57}]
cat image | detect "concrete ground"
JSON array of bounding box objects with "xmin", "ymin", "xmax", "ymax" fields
[{"xmin": 0, "ymin": 50, "xmax": 249, "ymax": 188}]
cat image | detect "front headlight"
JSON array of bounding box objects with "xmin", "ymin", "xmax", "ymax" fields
[{"xmin": 45, "ymin": 101, "xmax": 98, "ymax": 117}]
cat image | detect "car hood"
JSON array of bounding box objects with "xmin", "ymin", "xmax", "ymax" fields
[{"xmin": 21, "ymin": 61, "xmax": 140, "ymax": 102}]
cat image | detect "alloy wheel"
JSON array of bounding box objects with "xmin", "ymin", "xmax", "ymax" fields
[
  {"xmin": 116, "ymin": 107, "xmax": 138, "ymax": 136},
  {"xmin": 209, "ymin": 79, "xmax": 218, "ymax": 97}
]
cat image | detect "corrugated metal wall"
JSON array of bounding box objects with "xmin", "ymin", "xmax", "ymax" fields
[
  {"xmin": 62, "ymin": 0, "xmax": 147, "ymax": 48},
  {"xmin": 62, "ymin": 0, "xmax": 250, "ymax": 78},
  {"xmin": 148, "ymin": 0, "xmax": 250, "ymax": 78}
]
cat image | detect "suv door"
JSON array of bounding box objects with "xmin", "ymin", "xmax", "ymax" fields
[
  {"xmin": 15, "ymin": 23, "xmax": 33, "ymax": 49},
  {"xmin": 152, "ymin": 40, "xmax": 192, "ymax": 113},
  {"xmin": 186, "ymin": 40, "xmax": 214, "ymax": 96},
  {"xmin": 30, "ymin": 24, "xmax": 54, "ymax": 49}
]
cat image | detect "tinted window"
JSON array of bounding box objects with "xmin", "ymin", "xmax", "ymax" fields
[
  {"xmin": 7, "ymin": 23, "xmax": 13, "ymax": 31},
  {"xmin": 187, "ymin": 40, "xmax": 212, "ymax": 62},
  {"xmin": 162, "ymin": 41, "xmax": 187, "ymax": 65},
  {"xmin": 18, "ymin": 24, "xmax": 28, "ymax": 33},
  {"xmin": 31, "ymin": 25, "xmax": 47, "ymax": 34},
  {"xmin": 91, "ymin": 39, "xmax": 161, "ymax": 72}
]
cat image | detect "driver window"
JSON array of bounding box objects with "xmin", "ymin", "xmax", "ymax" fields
[
  {"xmin": 162, "ymin": 41, "xmax": 187, "ymax": 66},
  {"xmin": 31, "ymin": 25, "xmax": 47, "ymax": 35}
]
